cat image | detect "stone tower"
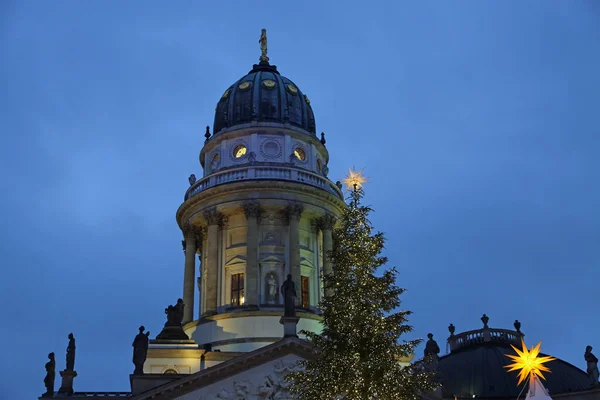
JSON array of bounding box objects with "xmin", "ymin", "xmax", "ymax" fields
[{"xmin": 175, "ymin": 33, "xmax": 345, "ymax": 352}]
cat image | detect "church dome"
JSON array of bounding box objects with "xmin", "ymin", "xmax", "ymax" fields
[
  {"xmin": 437, "ymin": 318, "xmax": 590, "ymax": 398},
  {"xmin": 213, "ymin": 61, "xmax": 316, "ymax": 136}
]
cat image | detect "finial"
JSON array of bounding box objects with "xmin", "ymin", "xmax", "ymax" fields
[
  {"xmin": 448, "ymin": 323, "xmax": 455, "ymax": 336},
  {"xmin": 320, "ymin": 132, "xmax": 326, "ymax": 145},
  {"xmin": 259, "ymin": 29, "xmax": 269, "ymax": 63},
  {"xmin": 204, "ymin": 126, "xmax": 211, "ymax": 142},
  {"xmin": 513, "ymin": 319, "xmax": 521, "ymax": 333},
  {"xmin": 481, "ymin": 314, "xmax": 489, "ymax": 329}
]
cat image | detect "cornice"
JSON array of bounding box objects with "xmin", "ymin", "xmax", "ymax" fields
[{"xmin": 177, "ymin": 180, "xmax": 346, "ymax": 230}]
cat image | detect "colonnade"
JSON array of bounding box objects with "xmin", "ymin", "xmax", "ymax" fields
[{"xmin": 181, "ymin": 203, "xmax": 336, "ymax": 324}]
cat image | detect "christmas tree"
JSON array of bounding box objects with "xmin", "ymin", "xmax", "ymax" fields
[{"xmin": 288, "ymin": 182, "xmax": 439, "ymax": 399}]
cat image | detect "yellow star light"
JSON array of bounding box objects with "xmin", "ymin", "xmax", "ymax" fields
[
  {"xmin": 504, "ymin": 338, "xmax": 556, "ymax": 386},
  {"xmin": 342, "ymin": 168, "xmax": 368, "ymax": 191}
]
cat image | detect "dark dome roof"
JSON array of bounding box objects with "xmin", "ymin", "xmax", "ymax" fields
[
  {"xmin": 438, "ymin": 343, "xmax": 590, "ymax": 398},
  {"xmin": 213, "ymin": 62, "xmax": 316, "ymax": 136}
]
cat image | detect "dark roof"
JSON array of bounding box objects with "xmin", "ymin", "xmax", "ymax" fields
[
  {"xmin": 438, "ymin": 343, "xmax": 591, "ymax": 398},
  {"xmin": 213, "ymin": 62, "xmax": 316, "ymax": 136}
]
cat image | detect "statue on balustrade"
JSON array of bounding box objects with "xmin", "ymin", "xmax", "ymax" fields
[
  {"xmin": 424, "ymin": 333, "xmax": 440, "ymax": 372},
  {"xmin": 585, "ymin": 345, "xmax": 599, "ymax": 386},
  {"xmin": 281, "ymin": 274, "xmax": 297, "ymax": 317},
  {"xmin": 188, "ymin": 174, "xmax": 196, "ymax": 186},
  {"xmin": 165, "ymin": 298, "xmax": 185, "ymax": 327},
  {"xmin": 156, "ymin": 298, "xmax": 189, "ymax": 340},
  {"xmin": 42, "ymin": 352, "xmax": 55, "ymax": 397},
  {"xmin": 132, "ymin": 326, "xmax": 150, "ymax": 375},
  {"xmin": 65, "ymin": 333, "xmax": 76, "ymax": 371}
]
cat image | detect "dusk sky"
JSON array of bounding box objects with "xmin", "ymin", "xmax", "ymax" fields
[{"xmin": 2, "ymin": 1, "xmax": 599, "ymax": 398}]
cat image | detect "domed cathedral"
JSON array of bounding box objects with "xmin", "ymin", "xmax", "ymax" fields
[
  {"xmin": 37, "ymin": 31, "xmax": 600, "ymax": 400},
  {"xmin": 175, "ymin": 31, "xmax": 345, "ymax": 354}
]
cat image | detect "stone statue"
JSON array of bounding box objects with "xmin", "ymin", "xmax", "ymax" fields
[
  {"xmin": 585, "ymin": 345, "xmax": 599, "ymax": 386},
  {"xmin": 156, "ymin": 298, "xmax": 190, "ymax": 340},
  {"xmin": 188, "ymin": 174, "xmax": 196, "ymax": 186},
  {"xmin": 268, "ymin": 274, "xmax": 278, "ymax": 302},
  {"xmin": 66, "ymin": 333, "xmax": 76, "ymax": 371},
  {"xmin": 132, "ymin": 326, "xmax": 150, "ymax": 375},
  {"xmin": 424, "ymin": 333, "xmax": 440, "ymax": 371},
  {"xmin": 42, "ymin": 352, "xmax": 55, "ymax": 397},
  {"xmin": 481, "ymin": 314, "xmax": 489, "ymax": 329},
  {"xmin": 165, "ymin": 298, "xmax": 185, "ymax": 327},
  {"xmin": 259, "ymin": 28, "xmax": 269, "ymax": 62},
  {"xmin": 281, "ymin": 274, "xmax": 297, "ymax": 317}
]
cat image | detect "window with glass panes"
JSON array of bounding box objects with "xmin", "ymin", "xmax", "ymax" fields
[
  {"xmin": 231, "ymin": 273, "xmax": 245, "ymax": 307},
  {"xmin": 301, "ymin": 276, "xmax": 309, "ymax": 308}
]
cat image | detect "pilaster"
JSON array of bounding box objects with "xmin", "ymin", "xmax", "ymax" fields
[
  {"xmin": 286, "ymin": 203, "xmax": 303, "ymax": 306},
  {"xmin": 317, "ymin": 214, "xmax": 336, "ymax": 297},
  {"xmin": 244, "ymin": 201, "xmax": 261, "ymax": 308}
]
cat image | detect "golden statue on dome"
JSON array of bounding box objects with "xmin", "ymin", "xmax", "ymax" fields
[{"xmin": 259, "ymin": 28, "xmax": 269, "ymax": 63}]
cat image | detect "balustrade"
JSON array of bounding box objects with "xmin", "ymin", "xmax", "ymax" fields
[{"xmin": 185, "ymin": 165, "xmax": 343, "ymax": 200}]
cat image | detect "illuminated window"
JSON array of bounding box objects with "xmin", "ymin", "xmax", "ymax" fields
[
  {"xmin": 294, "ymin": 148, "xmax": 306, "ymax": 161},
  {"xmin": 301, "ymin": 276, "xmax": 309, "ymax": 308},
  {"xmin": 233, "ymin": 145, "xmax": 247, "ymax": 158},
  {"xmin": 231, "ymin": 273, "xmax": 245, "ymax": 307},
  {"xmin": 163, "ymin": 369, "xmax": 178, "ymax": 374}
]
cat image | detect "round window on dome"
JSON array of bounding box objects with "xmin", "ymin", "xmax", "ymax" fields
[
  {"xmin": 233, "ymin": 145, "xmax": 247, "ymax": 159},
  {"xmin": 294, "ymin": 148, "xmax": 306, "ymax": 161}
]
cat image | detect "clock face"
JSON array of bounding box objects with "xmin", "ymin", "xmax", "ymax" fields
[
  {"xmin": 233, "ymin": 145, "xmax": 247, "ymax": 158},
  {"xmin": 262, "ymin": 79, "xmax": 276, "ymax": 89}
]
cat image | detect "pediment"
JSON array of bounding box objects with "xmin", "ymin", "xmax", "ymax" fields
[
  {"xmin": 299, "ymin": 256, "xmax": 314, "ymax": 268},
  {"xmin": 133, "ymin": 337, "xmax": 313, "ymax": 400},
  {"xmin": 259, "ymin": 254, "xmax": 285, "ymax": 265},
  {"xmin": 224, "ymin": 255, "xmax": 246, "ymax": 267}
]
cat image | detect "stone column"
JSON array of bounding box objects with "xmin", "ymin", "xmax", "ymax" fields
[
  {"xmin": 320, "ymin": 214, "xmax": 336, "ymax": 297},
  {"xmin": 286, "ymin": 203, "xmax": 303, "ymax": 305},
  {"xmin": 182, "ymin": 223, "xmax": 200, "ymax": 324},
  {"xmin": 244, "ymin": 201, "xmax": 261, "ymax": 308},
  {"xmin": 204, "ymin": 208, "xmax": 222, "ymax": 315}
]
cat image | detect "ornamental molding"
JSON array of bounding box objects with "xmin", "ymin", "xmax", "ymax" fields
[
  {"xmin": 203, "ymin": 208, "xmax": 225, "ymax": 226},
  {"xmin": 243, "ymin": 200, "xmax": 262, "ymax": 219},
  {"xmin": 214, "ymin": 359, "xmax": 303, "ymax": 399},
  {"xmin": 177, "ymin": 181, "xmax": 346, "ymax": 229},
  {"xmin": 259, "ymin": 137, "xmax": 283, "ymax": 160},
  {"xmin": 285, "ymin": 203, "xmax": 304, "ymax": 221}
]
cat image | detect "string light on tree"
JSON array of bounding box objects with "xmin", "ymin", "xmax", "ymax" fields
[
  {"xmin": 287, "ymin": 180, "xmax": 438, "ymax": 399},
  {"xmin": 505, "ymin": 339, "xmax": 556, "ymax": 400}
]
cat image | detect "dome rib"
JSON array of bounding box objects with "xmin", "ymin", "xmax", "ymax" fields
[{"xmin": 212, "ymin": 62, "xmax": 316, "ymax": 136}]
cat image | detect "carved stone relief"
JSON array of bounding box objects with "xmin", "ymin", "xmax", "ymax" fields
[{"xmin": 214, "ymin": 360, "xmax": 303, "ymax": 399}]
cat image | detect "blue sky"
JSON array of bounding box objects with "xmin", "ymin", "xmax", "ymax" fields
[{"xmin": 1, "ymin": 1, "xmax": 599, "ymax": 398}]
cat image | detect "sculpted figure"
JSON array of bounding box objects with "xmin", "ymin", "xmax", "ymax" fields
[
  {"xmin": 281, "ymin": 274, "xmax": 297, "ymax": 317},
  {"xmin": 66, "ymin": 333, "xmax": 76, "ymax": 371},
  {"xmin": 165, "ymin": 298, "xmax": 185, "ymax": 326},
  {"xmin": 188, "ymin": 174, "xmax": 196, "ymax": 186},
  {"xmin": 268, "ymin": 274, "xmax": 278, "ymax": 302},
  {"xmin": 424, "ymin": 333, "xmax": 440, "ymax": 371},
  {"xmin": 132, "ymin": 326, "xmax": 150, "ymax": 375},
  {"xmin": 585, "ymin": 345, "xmax": 599, "ymax": 386},
  {"xmin": 42, "ymin": 352, "xmax": 55, "ymax": 397},
  {"xmin": 259, "ymin": 29, "xmax": 268, "ymax": 62}
]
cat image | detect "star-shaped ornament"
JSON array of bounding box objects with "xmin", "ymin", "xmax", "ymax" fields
[
  {"xmin": 505, "ymin": 338, "xmax": 556, "ymax": 386},
  {"xmin": 342, "ymin": 168, "xmax": 368, "ymax": 191}
]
